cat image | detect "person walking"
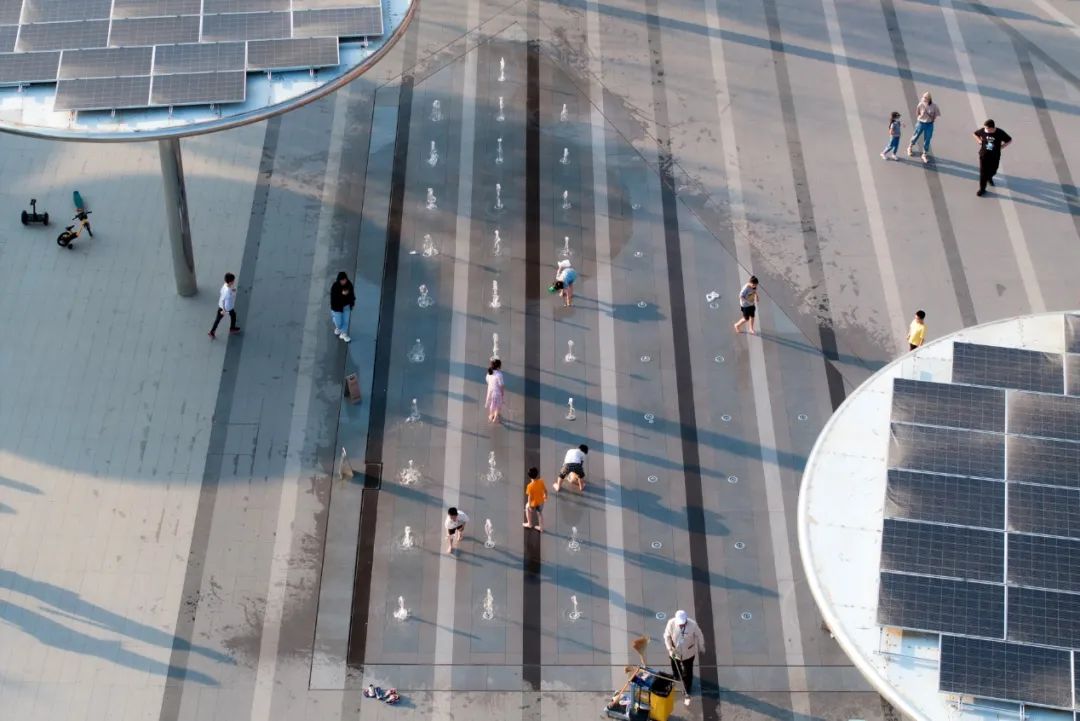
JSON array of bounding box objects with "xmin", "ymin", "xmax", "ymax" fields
[
  {"xmin": 208, "ymin": 272, "xmax": 240, "ymax": 339},
  {"xmin": 444, "ymin": 507, "xmax": 469, "ymax": 554},
  {"xmin": 880, "ymin": 111, "xmax": 902, "ymax": 161},
  {"xmin": 522, "ymin": 467, "xmax": 547, "ymax": 532},
  {"xmin": 330, "ymin": 271, "xmax": 355, "ymax": 343},
  {"xmin": 664, "ymin": 609, "xmax": 706, "ymax": 707},
  {"xmin": 908, "ymin": 310, "xmax": 927, "ymax": 351},
  {"xmin": 485, "ymin": 359, "xmax": 505, "ymax": 423},
  {"xmin": 555, "ymin": 259, "xmax": 577, "ymax": 307},
  {"xmin": 907, "ymin": 91, "xmax": 941, "ymax": 163},
  {"xmin": 732, "ymin": 275, "xmax": 759, "ymax": 335},
  {"xmin": 973, "ymin": 119, "xmax": 1012, "ymax": 196},
  {"xmin": 553, "ymin": 444, "xmax": 588, "ymax": 492}
]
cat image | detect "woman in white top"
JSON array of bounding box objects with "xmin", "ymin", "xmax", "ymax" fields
[
  {"xmin": 485, "ymin": 358, "xmax": 505, "ymax": 423},
  {"xmin": 907, "ymin": 91, "xmax": 941, "ymax": 163}
]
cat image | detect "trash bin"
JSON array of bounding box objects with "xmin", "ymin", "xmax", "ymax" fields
[{"xmin": 632, "ymin": 668, "xmax": 676, "ymax": 721}]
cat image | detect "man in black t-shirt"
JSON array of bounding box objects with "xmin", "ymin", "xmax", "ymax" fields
[{"xmin": 973, "ymin": 119, "xmax": 1012, "ymax": 196}]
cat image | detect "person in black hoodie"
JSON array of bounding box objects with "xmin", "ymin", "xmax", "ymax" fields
[{"xmin": 330, "ymin": 271, "xmax": 356, "ymax": 343}]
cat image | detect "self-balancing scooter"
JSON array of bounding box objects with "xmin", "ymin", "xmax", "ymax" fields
[{"xmin": 20, "ymin": 199, "xmax": 49, "ymax": 226}]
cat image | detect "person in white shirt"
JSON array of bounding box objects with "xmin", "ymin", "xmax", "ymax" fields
[
  {"xmin": 663, "ymin": 609, "xmax": 706, "ymax": 707},
  {"xmin": 208, "ymin": 272, "xmax": 240, "ymax": 339},
  {"xmin": 444, "ymin": 507, "xmax": 469, "ymax": 554},
  {"xmin": 553, "ymin": 444, "xmax": 588, "ymax": 492}
]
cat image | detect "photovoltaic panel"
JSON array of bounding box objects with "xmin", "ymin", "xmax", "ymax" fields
[
  {"xmin": 1007, "ymin": 586, "xmax": 1080, "ymax": 648},
  {"xmin": 301, "ymin": 0, "xmax": 381, "ymax": 7},
  {"xmin": 22, "ymin": 0, "xmax": 111, "ymax": 23},
  {"xmin": 0, "ymin": 26, "xmax": 17, "ymax": 53},
  {"xmin": 1007, "ymin": 435, "xmax": 1080, "ymax": 488},
  {"xmin": 153, "ymin": 42, "xmax": 246, "ymax": 74},
  {"xmin": 59, "ymin": 47, "xmax": 152, "ymax": 80},
  {"xmin": 16, "ymin": 20, "xmax": 110, "ymax": 52},
  {"xmin": 885, "ymin": 470, "xmax": 1004, "ymax": 529},
  {"xmin": 877, "ymin": 572, "xmax": 1003, "ymax": 637},
  {"xmin": 0, "ymin": 50, "xmax": 59, "ymax": 85},
  {"xmin": 891, "ymin": 378, "xmax": 1005, "ymax": 432},
  {"xmin": 204, "ymin": 0, "xmax": 289, "ymax": 11},
  {"xmin": 939, "ymin": 635, "xmax": 1072, "ymax": 709},
  {"xmin": 246, "ymin": 37, "xmax": 339, "ymax": 70},
  {"xmin": 952, "ymin": 342, "xmax": 1065, "ymax": 394},
  {"xmin": 151, "ymin": 70, "xmax": 245, "ymax": 106},
  {"xmin": 111, "ymin": 0, "xmax": 202, "ymax": 18},
  {"xmin": 1067, "ymin": 354, "xmax": 1080, "ymax": 397},
  {"xmin": 1008, "ymin": 534, "xmax": 1080, "ymax": 593},
  {"xmin": 292, "ymin": 7, "xmax": 382, "ymax": 37},
  {"xmin": 1066, "ymin": 315, "xmax": 1080, "ymax": 354},
  {"xmin": 889, "ymin": 423, "xmax": 1004, "ymax": 480},
  {"xmin": 201, "ymin": 12, "xmax": 291, "ymax": 42},
  {"xmin": 0, "ymin": 1, "xmax": 22, "ymax": 25},
  {"xmin": 54, "ymin": 74, "xmax": 151, "ymax": 110},
  {"xmin": 1008, "ymin": 390, "xmax": 1080, "ymax": 441},
  {"xmin": 1008, "ymin": 482, "xmax": 1080, "ymax": 539},
  {"xmin": 109, "ymin": 16, "xmax": 200, "ymax": 47},
  {"xmin": 0, "ymin": 1, "xmax": 386, "ymax": 110},
  {"xmin": 881, "ymin": 519, "xmax": 1003, "ymax": 581}
]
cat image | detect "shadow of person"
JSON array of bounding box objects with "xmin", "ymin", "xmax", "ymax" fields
[
  {"xmin": 0, "ymin": 569, "xmax": 234, "ymax": 665},
  {"xmin": 0, "ymin": 599, "xmax": 219, "ymax": 685}
]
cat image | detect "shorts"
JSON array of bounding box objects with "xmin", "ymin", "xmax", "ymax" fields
[
  {"xmin": 740, "ymin": 305, "xmax": 756, "ymax": 319},
  {"xmin": 526, "ymin": 503, "xmax": 544, "ymax": 514},
  {"xmin": 559, "ymin": 462, "xmax": 585, "ymax": 480},
  {"xmin": 447, "ymin": 524, "xmax": 464, "ymax": 536}
]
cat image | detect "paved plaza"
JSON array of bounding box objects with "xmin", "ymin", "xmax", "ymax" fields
[{"xmin": 2, "ymin": 0, "xmax": 1080, "ymax": 720}]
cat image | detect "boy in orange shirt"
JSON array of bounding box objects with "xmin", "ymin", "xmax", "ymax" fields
[{"xmin": 523, "ymin": 467, "xmax": 547, "ymax": 532}]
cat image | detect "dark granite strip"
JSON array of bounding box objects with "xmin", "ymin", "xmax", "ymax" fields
[
  {"xmin": 345, "ymin": 21, "xmax": 421, "ymax": 671},
  {"xmin": 880, "ymin": 0, "xmax": 978, "ymax": 326},
  {"xmin": 761, "ymin": 0, "xmax": 848, "ymax": 411},
  {"xmin": 522, "ymin": 0, "xmax": 543, "ymax": 693},
  {"xmin": 158, "ymin": 115, "xmax": 282, "ymax": 721},
  {"xmin": 1013, "ymin": 39, "xmax": 1080, "ymax": 237},
  {"xmin": 643, "ymin": 2, "xmax": 720, "ymax": 718}
]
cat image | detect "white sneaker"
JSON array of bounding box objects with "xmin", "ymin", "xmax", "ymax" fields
[
  {"xmin": 890, "ymin": 152, "xmax": 899, "ymax": 160},
  {"xmin": 684, "ymin": 697, "xmax": 691, "ymax": 707},
  {"xmin": 880, "ymin": 151, "xmax": 888, "ymax": 160},
  {"xmin": 340, "ymin": 334, "xmax": 351, "ymax": 343},
  {"xmin": 333, "ymin": 328, "xmax": 341, "ymax": 336}
]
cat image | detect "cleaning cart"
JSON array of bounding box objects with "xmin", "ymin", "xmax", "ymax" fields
[{"xmin": 604, "ymin": 666, "xmax": 677, "ymax": 721}]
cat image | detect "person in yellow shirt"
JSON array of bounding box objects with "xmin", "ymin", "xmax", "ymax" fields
[
  {"xmin": 908, "ymin": 310, "xmax": 927, "ymax": 351},
  {"xmin": 523, "ymin": 467, "xmax": 547, "ymax": 532}
]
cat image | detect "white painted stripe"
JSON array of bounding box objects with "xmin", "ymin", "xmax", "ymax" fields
[
  {"xmin": 703, "ymin": 0, "xmax": 808, "ymax": 712},
  {"xmin": 432, "ymin": 0, "xmax": 479, "ymax": 700},
  {"xmin": 249, "ymin": 86, "xmax": 349, "ymax": 721},
  {"xmin": 1030, "ymin": 0, "xmax": 1080, "ymax": 42},
  {"xmin": 940, "ymin": 0, "xmax": 1046, "ymax": 313},
  {"xmin": 820, "ymin": 0, "xmax": 905, "ymax": 351},
  {"xmin": 587, "ymin": 0, "xmax": 630, "ymax": 685}
]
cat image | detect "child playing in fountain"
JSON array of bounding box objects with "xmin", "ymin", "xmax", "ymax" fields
[
  {"xmin": 444, "ymin": 507, "xmax": 469, "ymax": 554},
  {"xmin": 523, "ymin": 467, "xmax": 547, "ymax": 532}
]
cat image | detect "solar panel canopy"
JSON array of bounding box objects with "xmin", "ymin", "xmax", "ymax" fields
[
  {"xmin": 0, "ymin": 0, "xmax": 382, "ymax": 110},
  {"xmin": 880, "ymin": 327, "xmax": 1080, "ymax": 710}
]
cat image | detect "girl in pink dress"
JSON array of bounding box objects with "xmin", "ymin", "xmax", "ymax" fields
[{"xmin": 485, "ymin": 359, "xmax": 505, "ymax": 423}]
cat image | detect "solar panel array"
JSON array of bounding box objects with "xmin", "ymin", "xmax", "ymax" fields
[
  {"xmin": 880, "ymin": 321, "xmax": 1080, "ymax": 710},
  {"xmin": 0, "ymin": 0, "xmax": 379, "ymax": 110}
]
